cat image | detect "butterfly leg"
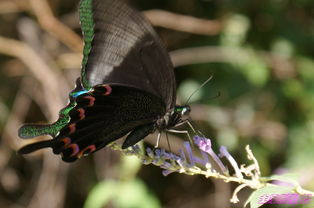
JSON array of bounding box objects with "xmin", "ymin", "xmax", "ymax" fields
[
  {"xmin": 155, "ymin": 132, "xmax": 162, "ymax": 148},
  {"xmin": 174, "ymin": 119, "xmax": 205, "ymax": 137},
  {"xmin": 174, "ymin": 120, "xmax": 196, "ymax": 133},
  {"xmin": 166, "ymin": 129, "xmax": 193, "ymax": 146}
]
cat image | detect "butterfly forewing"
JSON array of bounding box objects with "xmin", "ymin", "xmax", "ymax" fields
[{"xmin": 82, "ymin": 0, "xmax": 176, "ymax": 110}]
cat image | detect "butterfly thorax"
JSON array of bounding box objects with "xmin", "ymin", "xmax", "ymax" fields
[{"xmin": 156, "ymin": 105, "xmax": 190, "ymax": 131}]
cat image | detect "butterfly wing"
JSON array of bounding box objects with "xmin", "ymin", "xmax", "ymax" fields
[
  {"xmin": 18, "ymin": 0, "xmax": 175, "ymax": 161},
  {"xmin": 18, "ymin": 78, "xmax": 87, "ymax": 139},
  {"xmin": 80, "ymin": 0, "xmax": 176, "ymax": 110},
  {"xmin": 18, "ymin": 85, "xmax": 165, "ymax": 162}
]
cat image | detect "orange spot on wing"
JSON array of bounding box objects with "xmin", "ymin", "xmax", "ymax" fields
[
  {"xmin": 103, "ymin": 85, "xmax": 112, "ymax": 96},
  {"xmin": 61, "ymin": 137, "xmax": 71, "ymax": 146},
  {"xmin": 68, "ymin": 123, "xmax": 76, "ymax": 134},
  {"xmin": 68, "ymin": 144, "xmax": 79, "ymax": 156},
  {"xmin": 77, "ymin": 108, "xmax": 85, "ymax": 120},
  {"xmin": 77, "ymin": 145, "xmax": 96, "ymax": 158},
  {"xmin": 94, "ymin": 84, "xmax": 112, "ymax": 96},
  {"xmin": 83, "ymin": 96, "xmax": 95, "ymax": 107}
]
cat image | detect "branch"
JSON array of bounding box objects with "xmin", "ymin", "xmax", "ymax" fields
[
  {"xmin": 144, "ymin": 9, "xmax": 222, "ymax": 35},
  {"xmin": 170, "ymin": 46, "xmax": 296, "ymax": 79},
  {"xmin": 0, "ymin": 36, "xmax": 67, "ymax": 117},
  {"xmin": 110, "ymin": 136, "xmax": 314, "ymax": 206},
  {"xmin": 0, "ymin": 0, "xmax": 29, "ymax": 14},
  {"xmin": 28, "ymin": 0, "xmax": 83, "ymax": 52}
]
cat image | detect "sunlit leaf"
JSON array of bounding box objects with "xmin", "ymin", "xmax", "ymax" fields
[
  {"xmin": 84, "ymin": 179, "xmax": 161, "ymax": 208},
  {"xmin": 84, "ymin": 180, "xmax": 117, "ymax": 208},
  {"xmin": 245, "ymin": 185, "xmax": 294, "ymax": 208}
]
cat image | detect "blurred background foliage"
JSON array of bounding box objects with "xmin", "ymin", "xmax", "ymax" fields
[{"xmin": 0, "ymin": 0, "xmax": 313, "ymax": 207}]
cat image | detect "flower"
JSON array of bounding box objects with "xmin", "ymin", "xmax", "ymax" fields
[
  {"xmin": 193, "ymin": 136, "xmax": 228, "ymax": 173},
  {"xmin": 219, "ymin": 146, "xmax": 242, "ymax": 178}
]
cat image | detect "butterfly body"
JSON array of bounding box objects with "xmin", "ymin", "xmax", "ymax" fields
[{"xmin": 18, "ymin": 0, "xmax": 191, "ymax": 162}]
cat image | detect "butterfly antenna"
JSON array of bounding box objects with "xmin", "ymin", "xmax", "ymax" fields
[
  {"xmin": 197, "ymin": 91, "xmax": 221, "ymax": 103},
  {"xmin": 185, "ymin": 75, "xmax": 213, "ymax": 105}
]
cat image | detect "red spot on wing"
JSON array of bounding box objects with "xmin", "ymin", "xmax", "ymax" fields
[
  {"xmin": 61, "ymin": 137, "xmax": 71, "ymax": 146},
  {"xmin": 77, "ymin": 145, "xmax": 96, "ymax": 158},
  {"xmin": 103, "ymin": 85, "xmax": 112, "ymax": 96},
  {"xmin": 77, "ymin": 108, "xmax": 85, "ymax": 120},
  {"xmin": 83, "ymin": 96, "xmax": 95, "ymax": 107},
  {"xmin": 68, "ymin": 123, "xmax": 76, "ymax": 134},
  {"xmin": 68, "ymin": 144, "xmax": 80, "ymax": 156},
  {"xmin": 94, "ymin": 84, "xmax": 112, "ymax": 95}
]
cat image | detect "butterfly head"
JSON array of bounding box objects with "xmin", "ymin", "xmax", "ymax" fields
[{"xmin": 175, "ymin": 105, "xmax": 191, "ymax": 116}]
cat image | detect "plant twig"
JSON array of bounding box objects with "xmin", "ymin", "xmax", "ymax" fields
[
  {"xmin": 28, "ymin": 0, "xmax": 83, "ymax": 52},
  {"xmin": 109, "ymin": 136, "xmax": 314, "ymax": 206},
  {"xmin": 144, "ymin": 9, "xmax": 222, "ymax": 35},
  {"xmin": 0, "ymin": 36, "xmax": 68, "ymax": 116}
]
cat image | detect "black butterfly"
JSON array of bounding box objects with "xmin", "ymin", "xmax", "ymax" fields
[{"xmin": 18, "ymin": 0, "xmax": 191, "ymax": 162}]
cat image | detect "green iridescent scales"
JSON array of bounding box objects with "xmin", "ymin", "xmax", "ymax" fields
[
  {"xmin": 18, "ymin": 103, "xmax": 75, "ymax": 138},
  {"xmin": 79, "ymin": 0, "xmax": 95, "ymax": 90},
  {"xmin": 19, "ymin": 0, "xmax": 95, "ymax": 138}
]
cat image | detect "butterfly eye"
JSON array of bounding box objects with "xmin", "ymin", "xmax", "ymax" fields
[
  {"xmin": 77, "ymin": 145, "xmax": 96, "ymax": 158},
  {"xmin": 175, "ymin": 105, "xmax": 191, "ymax": 116},
  {"xmin": 94, "ymin": 85, "xmax": 112, "ymax": 95},
  {"xmin": 182, "ymin": 106, "xmax": 191, "ymax": 116}
]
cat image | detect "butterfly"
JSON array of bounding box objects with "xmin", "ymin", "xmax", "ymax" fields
[{"xmin": 18, "ymin": 0, "xmax": 191, "ymax": 162}]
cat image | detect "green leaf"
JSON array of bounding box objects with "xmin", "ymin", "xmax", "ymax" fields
[
  {"xmin": 119, "ymin": 155, "xmax": 142, "ymax": 180},
  {"xmin": 264, "ymin": 173, "xmax": 300, "ymax": 187},
  {"xmin": 245, "ymin": 185, "xmax": 294, "ymax": 208},
  {"xmin": 84, "ymin": 180, "xmax": 117, "ymax": 208},
  {"xmin": 115, "ymin": 179, "xmax": 161, "ymax": 208},
  {"xmin": 84, "ymin": 179, "xmax": 161, "ymax": 208},
  {"xmin": 221, "ymin": 14, "xmax": 250, "ymax": 47},
  {"xmin": 238, "ymin": 49, "xmax": 269, "ymax": 87}
]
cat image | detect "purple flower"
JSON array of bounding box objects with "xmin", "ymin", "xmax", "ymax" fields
[
  {"xmin": 219, "ymin": 146, "xmax": 242, "ymax": 178},
  {"xmin": 193, "ymin": 136, "xmax": 228, "ymax": 173},
  {"xmin": 144, "ymin": 146, "xmax": 187, "ymax": 176},
  {"xmin": 146, "ymin": 147, "xmax": 154, "ymax": 158},
  {"xmin": 194, "ymin": 136, "xmax": 212, "ymax": 152},
  {"xmin": 162, "ymin": 169, "xmax": 175, "ymax": 176}
]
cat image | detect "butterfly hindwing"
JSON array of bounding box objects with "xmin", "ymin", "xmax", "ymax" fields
[
  {"xmin": 20, "ymin": 84, "xmax": 166, "ymax": 162},
  {"xmin": 18, "ymin": 78, "xmax": 87, "ymax": 139},
  {"xmin": 122, "ymin": 123, "xmax": 155, "ymax": 149}
]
